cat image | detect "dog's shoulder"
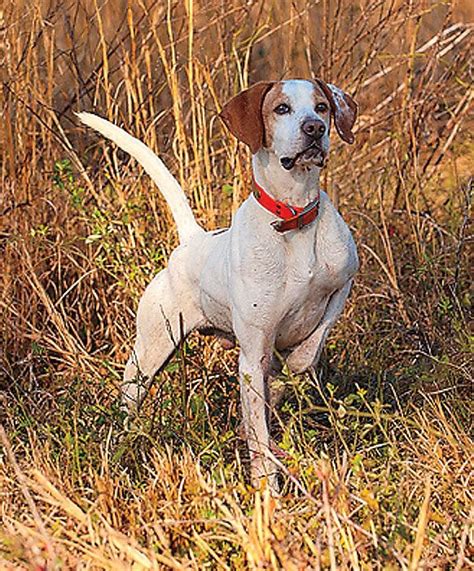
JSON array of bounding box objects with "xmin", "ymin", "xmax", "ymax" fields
[{"xmin": 316, "ymin": 190, "xmax": 359, "ymax": 278}]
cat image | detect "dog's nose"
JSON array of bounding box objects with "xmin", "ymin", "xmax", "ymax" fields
[{"xmin": 302, "ymin": 119, "xmax": 326, "ymax": 139}]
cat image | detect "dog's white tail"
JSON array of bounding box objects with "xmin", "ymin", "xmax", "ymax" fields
[{"xmin": 77, "ymin": 112, "xmax": 203, "ymax": 243}]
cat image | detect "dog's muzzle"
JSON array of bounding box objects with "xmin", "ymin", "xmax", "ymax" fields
[{"xmin": 280, "ymin": 143, "xmax": 326, "ymax": 170}]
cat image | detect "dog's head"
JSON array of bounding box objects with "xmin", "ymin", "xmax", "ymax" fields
[{"xmin": 220, "ymin": 79, "xmax": 357, "ymax": 171}]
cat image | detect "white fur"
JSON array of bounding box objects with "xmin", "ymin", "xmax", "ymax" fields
[
  {"xmin": 76, "ymin": 112, "xmax": 202, "ymax": 242},
  {"xmin": 78, "ymin": 80, "xmax": 358, "ymax": 493}
]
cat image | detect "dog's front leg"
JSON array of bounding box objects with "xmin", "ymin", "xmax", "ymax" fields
[
  {"xmin": 286, "ymin": 279, "xmax": 353, "ymax": 374},
  {"xmin": 237, "ymin": 329, "xmax": 279, "ymax": 494}
]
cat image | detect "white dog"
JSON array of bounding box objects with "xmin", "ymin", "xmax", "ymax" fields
[{"xmin": 78, "ymin": 78, "xmax": 358, "ymax": 492}]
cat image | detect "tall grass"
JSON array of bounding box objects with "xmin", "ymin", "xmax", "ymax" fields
[{"xmin": 1, "ymin": 0, "xmax": 472, "ymax": 568}]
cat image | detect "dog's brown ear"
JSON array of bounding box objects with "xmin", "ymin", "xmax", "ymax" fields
[
  {"xmin": 220, "ymin": 81, "xmax": 275, "ymax": 154},
  {"xmin": 314, "ymin": 79, "xmax": 357, "ymax": 144}
]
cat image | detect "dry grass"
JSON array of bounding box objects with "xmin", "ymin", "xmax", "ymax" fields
[{"xmin": 1, "ymin": 0, "xmax": 473, "ymax": 568}]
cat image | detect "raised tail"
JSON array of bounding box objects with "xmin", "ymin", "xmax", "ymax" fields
[{"xmin": 77, "ymin": 112, "xmax": 203, "ymax": 243}]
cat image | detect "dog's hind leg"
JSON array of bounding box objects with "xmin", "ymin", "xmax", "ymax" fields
[{"xmin": 122, "ymin": 268, "xmax": 203, "ymax": 412}]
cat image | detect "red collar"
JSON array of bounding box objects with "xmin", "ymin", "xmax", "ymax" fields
[{"xmin": 253, "ymin": 178, "xmax": 320, "ymax": 233}]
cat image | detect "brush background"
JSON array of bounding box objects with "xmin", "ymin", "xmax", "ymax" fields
[{"xmin": 1, "ymin": 0, "xmax": 472, "ymax": 569}]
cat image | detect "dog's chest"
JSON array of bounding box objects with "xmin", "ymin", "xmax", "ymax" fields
[
  {"xmin": 276, "ymin": 211, "xmax": 358, "ymax": 348},
  {"xmin": 288, "ymin": 211, "xmax": 356, "ymax": 291}
]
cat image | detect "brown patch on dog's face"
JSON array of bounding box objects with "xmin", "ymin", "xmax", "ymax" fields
[
  {"xmin": 260, "ymin": 81, "xmax": 332, "ymax": 151},
  {"xmin": 260, "ymin": 82, "xmax": 285, "ymax": 149},
  {"xmin": 259, "ymin": 80, "xmax": 332, "ymax": 170},
  {"xmin": 310, "ymin": 82, "xmax": 333, "ymax": 111}
]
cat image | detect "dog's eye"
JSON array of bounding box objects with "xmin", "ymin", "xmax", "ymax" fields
[
  {"xmin": 315, "ymin": 102, "xmax": 328, "ymax": 113},
  {"xmin": 274, "ymin": 103, "xmax": 291, "ymax": 115}
]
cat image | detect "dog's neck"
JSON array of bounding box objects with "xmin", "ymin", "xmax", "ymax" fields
[{"xmin": 252, "ymin": 151, "xmax": 320, "ymax": 207}]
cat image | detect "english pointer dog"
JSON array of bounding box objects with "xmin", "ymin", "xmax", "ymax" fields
[{"xmin": 78, "ymin": 78, "xmax": 358, "ymax": 493}]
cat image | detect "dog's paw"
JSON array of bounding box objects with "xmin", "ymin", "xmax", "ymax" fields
[{"xmin": 286, "ymin": 352, "xmax": 312, "ymax": 374}]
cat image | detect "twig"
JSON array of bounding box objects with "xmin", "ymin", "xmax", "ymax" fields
[{"xmin": 0, "ymin": 425, "xmax": 56, "ymax": 562}]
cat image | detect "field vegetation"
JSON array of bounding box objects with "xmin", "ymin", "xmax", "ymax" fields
[{"xmin": 1, "ymin": 0, "xmax": 472, "ymax": 568}]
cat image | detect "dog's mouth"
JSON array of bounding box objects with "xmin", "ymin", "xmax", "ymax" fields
[{"xmin": 280, "ymin": 143, "xmax": 326, "ymax": 171}]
